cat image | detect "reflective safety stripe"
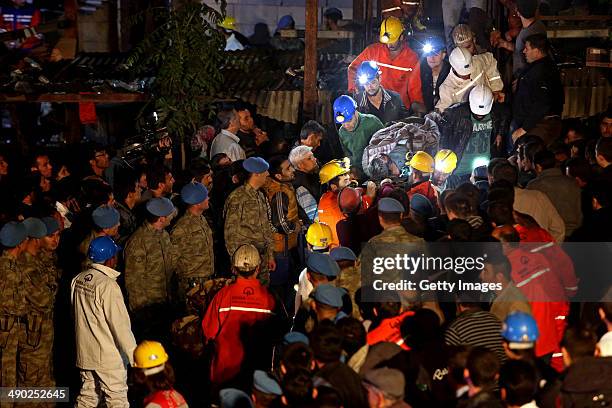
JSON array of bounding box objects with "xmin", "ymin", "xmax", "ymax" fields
[
  {"xmin": 552, "ymin": 353, "xmax": 563, "ymax": 358},
  {"xmin": 396, "ymin": 338, "xmax": 404, "ymax": 346},
  {"xmin": 489, "ymin": 75, "xmax": 501, "ymax": 82},
  {"xmin": 565, "ymin": 286, "xmax": 578, "ymax": 291},
  {"xmin": 376, "ymin": 62, "xmax": 413, "ymax": 72},
  {"xmin": 515, "ymin": 268, "xmax": 550, "ymax": 288},
  {"xmin": 555, "ymin": 315, "xmax": 566, "ymax": 320},
  {"xmin": 453, "ymin": 72, "xmax": 483, "ymax": 97},
  {"xmin": 402, "ymin": 1, "xmax": 420, "ymax": 4},
  {"xmin": 382, "ymin": 6, "xmax": 402, "ymax": 12},
  {"xmin": 530, "ymin": 242, "xmax": 554, "ymax": 253},
  {"xmin": 219, "ymin": 306, "xmax": 273, "ymax": 314}
]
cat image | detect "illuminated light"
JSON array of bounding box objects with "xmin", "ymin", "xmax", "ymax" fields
[
  {"xmin": 423, "ymin": 43, "xmax": 433, "ymax": 54},
  {"xmin": 472, "ymin": 156, "xmax": 489, "ymax": 170},
  {"xmin": 381, "ymin": 33, "xmax": 390, "ymax": 43},
  {"xmin": 358, "ymin": 74, "xmax": 370, "ymax": 85},
  {"xmin": 336, "ymin": 114, "xmax": 345, "ymax": 123}
]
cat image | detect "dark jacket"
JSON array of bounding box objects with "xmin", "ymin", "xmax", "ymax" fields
[
  {"xmin": 292, "ymin": 170, "xmax": 321, "ymax": 202},
  {"xmin": 438, "ymin": 102, "xmax": 510, "ymax": 164},
  {"xmin": 420, "ymin": 59, "xmax": 451, "ymax": 112},
  {"xmin": 356, "ymin": 87, "xmax": 410, "ymax": 126},
  {"xmin": 513, "ymin": 56, "xmax": 564, "ymax": 131}
]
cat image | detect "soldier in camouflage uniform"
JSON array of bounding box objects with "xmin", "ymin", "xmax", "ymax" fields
[
  {"xmin": 78, "ymin": 205, "xmax": 120, "ymax": 270},
  {"xmin": 170, "ymin": 182, "xmax": 214, "ymax": 304},
  {"xmin": 224, "ymin": 157, "xmax": 276, "ymax": 285},
  {"xmin": 124, "ymin": 197, "xmax": 178, "ymax": 340},
  {"xmin": 330, "ymin": 246, "xmax": 361, "ymax": 318},
  {"xmin": 17, "ymin": 218, "xmax": 58, "ymax": 397},
  {"xmin": 0, "ymin": 222, "xmax": 29, "ymax": 406}
]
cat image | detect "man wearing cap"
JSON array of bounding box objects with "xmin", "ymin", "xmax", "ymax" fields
[
  {"xmin": 294, "ymin": 252, "xmax": 340, "ymax": 317},
  {"xmin": 252, "ymin": 370, "xmax": 282, "ymax": 408},
  {"xmin": 79, "ymin": 204, "xmax": 121, "ymax": 267},
  {"xmin": 40, "ymin": 216, "xmax": 62, "ymax": 283},
  {"xmin": 72, "ymin": 236, "xmax": 136, "ymax": 407},
  {"xmin": 170, "ymin": 182, "xmax": 214, "ymax": 303},
  {"xmin": 17, "ymin": 217, "xmax": 58, "ymax": 388},
  {"xmin": 420, "ymin": 37, "xmax": 451, "ymax": 112},
  {"xmin": 363, "ymin": 367, "xmax": 410, "ymax": 407},
  {"xmin": 330, "ymin": 246, "xmax": 361, "ymax": 318},
  {"xmin": 439, "ymin": 84, "xmax": 509, "ymax": 183},
  {"xmin": 0, "ymin": 221, "xmax": 29, "ymax": 395},
  {"xmin": 348, "ymin": 17, "xmax": 423, "ymax": 109},
  {"xmin": 202, "ymin": 244, "xmax": 277, "ymax": 391},
  {"xmin": 224, "ymin": 157, "xmax": 276, "ymax": 285},
  {"xmin": 311, "ymin": 284, "xmax": 348, "ymax": 324},
  {"xmin": 124, "ymin": 197, "xmax": 178, "ymax": 339}
]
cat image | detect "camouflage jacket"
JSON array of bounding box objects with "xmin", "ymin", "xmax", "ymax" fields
[
  {"xmin": 223, "ymin": 184, "xmax": 275, "ymax": 262},
  {"xmin": 0, "ymin": 251, "xmax": 26, "ymax": 316},
  {"xmin": 170, "ymin": 211, "xmax": 214, "ymax": 280},
  {"xmin": 19, "ymin": 251, "xmax": 57, "ymax": 315},
  {"xmin": 124, "ymin": 222, "xmax": 178, "ymax": 311}
]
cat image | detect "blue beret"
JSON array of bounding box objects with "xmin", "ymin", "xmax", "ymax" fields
[
  {"xmin": 0, "ymin": 221, "xmax": 27, "ymax": 248},
  {"xmin": 181, "ymin": 182, "xmax": 208, "ymax": 205},
  {"xmin": 378, "ymin": 197, "xmax": 405, "ymax": 213},
  {"xmin": 253, "ymin": 370, "xmax": 282, "ymax": 396},
  {"xmin": 306, "ymin": 252, "xmax": 340, "ymax": 277},
  {"xmin": 283, "ymin": 331, "xmax": 310, "ymax": 345},
  {"xmin": 312, "ymin": 284, "xmax": 343, "ymax": 308},
  {"xmin": 277, "ymin": 15, "xmax": 295, "ymax": 31},
  {"xmin": 219, "ymin": 388, "xmax": 254, "ymax": 408},
  {"xmin": 92, "ymin": 205, "xmax": 120, "ymax": 229},
  {"xmin": 243, "ymin": 157, "xmax": 269, "ymax": 174},
  {"xmin": 146, "ymin": 197, "xmax": 176, "ymax": 217},
  {"xmin": 23, "ymin": 217, "xmax": 47, "ymax": 239},
  {"xmin": 410, "ymin": 193, "xmax": 434, "ymax": 217},
  {"xmin": 41, "ymin": 217, "xmax": 60, "ymax": 235},
  {"xmin": 329, "ymin": 246, "xmax": 357, "ymax": 262}
]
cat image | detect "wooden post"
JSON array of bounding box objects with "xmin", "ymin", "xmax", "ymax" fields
[
  {"xmin": 353, "ymin": 0, "xmax": 364, "ymax": 22},
  {"xmin": 303, "ymin": 0, "xmax": 318, "ymax": 120}
]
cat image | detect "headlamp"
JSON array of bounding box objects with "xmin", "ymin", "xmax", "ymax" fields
[
  {"xmin": 381, "ymin": 33, "xmax": 390, "ymax": 43},
  {"xmin": 358, "ymin": 74, "xmax": 370, "ymax": 85},
  {"xmin": 423, "ymin": 43, "xmax": 433, "ymax": 54},
  {"xmin": 472, "ymin": 156, "xmax": 489, "ymax": 170},
  {"xmin": 336, "ymin": 113, "xmax": 345, "ymax": 123}
]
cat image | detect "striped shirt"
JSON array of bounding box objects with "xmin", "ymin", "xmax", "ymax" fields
[{"xmin": 444, "ymin": 310, "xmax": 506, "ymax": 363}]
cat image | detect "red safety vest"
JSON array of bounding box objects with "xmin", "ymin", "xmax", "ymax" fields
[{"xmin": 143, "ymin": 389, "xmax": 187, "ymax": 408}]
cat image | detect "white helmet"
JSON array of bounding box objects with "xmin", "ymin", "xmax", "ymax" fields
[
  {"xmin": 449, "ymin": 47, "xmax": 472, "ymax": 76},
  {"xmin": 469, "ymin": 84, "xmax": 494, "ymax": 116}
]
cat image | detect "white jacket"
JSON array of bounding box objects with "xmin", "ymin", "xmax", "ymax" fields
[
  {"xmin": 436, "ymin": 52, "xmax": 503, "ymax": 112},
  {"xmin": 71, "ymin": 263, "xmax": 136, "ymax": 371}
]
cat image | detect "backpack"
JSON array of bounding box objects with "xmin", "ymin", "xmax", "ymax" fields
[{"xmin": 362, "ymin": 116, "xmax": 440, "ymax": 177}]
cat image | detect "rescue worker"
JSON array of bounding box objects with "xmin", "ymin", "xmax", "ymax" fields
[
  {"xmin": 124, "ymin": 197, "xmax": 178, "ymax": 340},
  {"xmin": 294, "ymin": 223, "xmax": 335, "ymax": 314},
  {"xmin": 0, "ymin": 221, "xmax": 28, "ymax": 401},
  {"xmin": 406, "ymin": 151, "xmax": 438, "ymax": 208},
  {"xmin": 132, "ymin": 341, "xmax": 188, "ymax": 408},
  {"xmin": 439, "ymin": 85, "xmax": 509, "ymax": 185},
  {"xmin": 78, "ymin": 204, "xmax": 120, "ymax": 266},
  {"xmin": 218, "ymin": 16, "xmax": 248, "ymax": 51},
  {"xmin": 170, "ymin": 182, "xmax": 214, "ymax": 303},
  {"xmin": 334, "ymin": 95, "xmax": 384, "ymax": 175},
  {"xmin": 354, "ymin": 61, "xmax": 409, "ymax": 124},
  {"xmin": 202, "ymin": 244, "xmax": 277, "ymax": 392},
  {"xmin": 420, "ymin": 36, "xmax": 451, "ymax": 112},
  {"xmin": 432, "ymin": 149, "xmax": 458, "ymax": 191},
  {"xmin": 0, "ymin": 0, "xmax": 41, "ymax": 49},
  {"xmin": 72, "ymin": 236, "xmax": 137, "ymax": 408},
  {"xmin": 223, "ymin": 157, "xmax": 276, "ymax": 285},
  {"xmin": 18, "ymin": 217, "xmax": 57, "ymax": 391},
  {"xmin": 317, "ymin": 158, "xmax": 353, "ymax": 248},
  {"xmin": 348, "ymin": 17, "xmax": 424, "ymax": 109},
  {"xmin": 435, "ymin": 46, "xmax": 504, "ymax": 113}
]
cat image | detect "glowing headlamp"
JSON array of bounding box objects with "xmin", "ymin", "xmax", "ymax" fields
[
  {"xmin": 358, "ymin": 74, "xmax": 370, "ymax": 85},
  {"xmin": 423, "ymin": 43, "xmax": 433, "ymax": 54},
  {"xmin": 472, "ymin": 156, "xmax": 490, "ymax": 170},
  {"xmin": 336, "ymin": 113, "xmax": 345, "ymax": 123},
  {"xmin": 381, "ymin": 33, "xmax": 390, "ymax": 43}
]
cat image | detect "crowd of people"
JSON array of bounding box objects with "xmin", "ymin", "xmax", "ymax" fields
[{"xmin": 1, "ymin": 0, "xmax": 612, "ymax": 407}]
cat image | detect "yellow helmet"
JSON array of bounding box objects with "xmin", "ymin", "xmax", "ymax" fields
[
  {"xmin": 407, "ymin": 151, "xmax": 434, "ymax": 173},
  {"xmin": 133, "ymin": 341, "xmax": 169, "ymax": 374},
  {"xmin": 306, "ymin": 222, "xmax": 333, "ymax": 249},
  {"xmin": 379, "ymin": 17, "xmax": 404, "ymax": 45},
  {"xmin": 218, "ymin": 16, "xmax": 237, "ymax": 31},
  {"xmin": 319, "ymin": 158, "xmax": 351, "ymax": 185},
  {"xmin": 434, "ymin": 149, "xmax": 458, "ymax": 174}
]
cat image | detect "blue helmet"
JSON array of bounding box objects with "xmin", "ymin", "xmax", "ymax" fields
[
  {"xmin": 501, "ymin": 311, "xmax": 539, "ymax": 348},
  {"xmin": 356, "ymin": 61, "xmax": 380, "ymax": 86},
  {"xmin": 421, "ymin": 37, "xmax": 445, "ymax": 56},
  {"xmin": 333, "ymin": 95, "xmax": 357, "ymax": 124},
  {"xmin": 88, "ymin": 236, "xmax": 121, "ymax": 263}
]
